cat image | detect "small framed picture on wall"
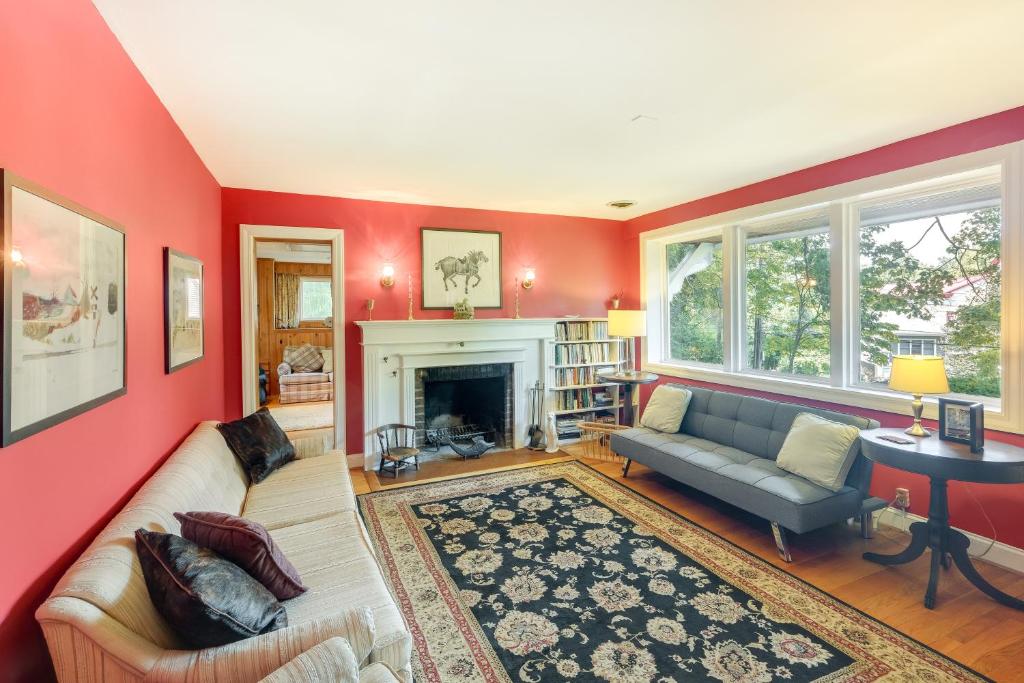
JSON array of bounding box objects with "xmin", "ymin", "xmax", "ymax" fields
[
  {"xmin": 938, "ymin": 397, "xmax": 984, "ymax": 453},
  {"xmin": 163, "ymin": 248, "xmax": 204, "ymax": 373}
]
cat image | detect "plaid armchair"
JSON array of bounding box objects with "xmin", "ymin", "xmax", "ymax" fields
[{"xmin": 278, "ymin": 345, "xmax": 334, "ymax": 404}]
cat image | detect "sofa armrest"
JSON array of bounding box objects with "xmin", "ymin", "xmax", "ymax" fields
[
  {"xmin": 360, "ymin": 663, "xmax": 403, "ymax": 683},
  {"xmin": 146, "ymin": 608, "xmax": 375, "ymax": 683},
  {"xmin": 36, "ymin": 596, "xmax": 164, "ymax": 682},
  {"xmin": 259, "ymin": 637, "xmax": 359, "ymax": 683},
  {"xmin": 278, "ymin": 362, "xmax": 293, "ymax": 376}
]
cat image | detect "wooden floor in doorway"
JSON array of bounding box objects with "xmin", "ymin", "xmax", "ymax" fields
[{"xmin": 350, "ymin": 449, "xmax": 1024, "ymax": 680}]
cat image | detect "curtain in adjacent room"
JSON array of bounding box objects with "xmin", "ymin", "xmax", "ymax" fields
[{"xmin": 274, "ymin": 272, "xmax": 300, "ymax": 328}]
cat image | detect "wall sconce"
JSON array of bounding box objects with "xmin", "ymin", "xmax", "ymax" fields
[
  {"xmin": 522, "ymin": 268, "xmax": 536, "ymax": 289},
  {"xmin": 380, "ymin": 263, "xmax": 395, "ymax": 287}
]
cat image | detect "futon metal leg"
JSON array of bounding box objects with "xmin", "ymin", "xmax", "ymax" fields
[
  {"xmin": 860, "ymin": 511, "xmax": 875, "ymax": 539},
  {"xmin": 622, "ymin": 459, "xmax": 632, "ymax": 477},
  {"xmin": 770, "ymin": 522, "xmax": 792, "ymax": 563}
]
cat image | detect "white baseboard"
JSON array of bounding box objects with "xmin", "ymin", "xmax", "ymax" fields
[
  {"xmin": 346, "ymin": 452, "xmax": 364, "ymax": 469},
  {"xmin": 876, "ymin": 507, "xmax": 1024, "ymax": 575}
]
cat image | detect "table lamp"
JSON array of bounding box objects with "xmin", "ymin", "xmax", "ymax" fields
[
  {"xmin": 608, "ymin": 309, "xmax": 646, "ymax": 376},
  {"xmin": 888, "ymin": 355, "xmax": 949, "ymax": 437}
]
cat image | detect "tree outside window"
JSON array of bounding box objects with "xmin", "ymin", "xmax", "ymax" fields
[
  {"xmin": 745, "ymin": 221, "xmax": 831, "ymax": 378},
  {"xmin": 666, "ymin": 239, "xmax": 723, "ymax": 364},
  {"xmin": 299, "ymin": 277, "xmax": 333, "ymax": 321}
]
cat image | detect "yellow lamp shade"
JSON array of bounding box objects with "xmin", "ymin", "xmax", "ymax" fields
[
  {"xmin": 888, "ymin": 355, "xmax": 949, "ymax": 395},
  {"xmin": 608, "ymin": 310, "xmax": 646, "ymax": 338}
]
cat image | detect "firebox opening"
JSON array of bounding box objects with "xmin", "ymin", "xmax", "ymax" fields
[{"xmin": 424, "ymin": 376, "xmax": 506, "ymax": 448}]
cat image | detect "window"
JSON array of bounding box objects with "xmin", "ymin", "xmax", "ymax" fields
[
  {"xmin": 858, "ymin": 184, "xmax": 1001, "ymax": 398},
  {"xmin": 744, "ymin": 215, "xmax": 830, "ymax": 378},
  {"xmin": 641, "ymin": 145, "xmax": 1020, "ymax": 432},
  {"xmin": 666, "ymin": 237, "xmax": 723, "ymax": 364},
  {"xmin": 894, "ymin": 338, "xmax": 939, "ymax": 356},
  {"xmin": 299, "ymin": 277, "xmax": 333, "ymax": 321}
]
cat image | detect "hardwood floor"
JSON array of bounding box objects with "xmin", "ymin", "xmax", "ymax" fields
[{"xmin": 350, "ymin": 449, "xmax": 1024, "ymax": 681}]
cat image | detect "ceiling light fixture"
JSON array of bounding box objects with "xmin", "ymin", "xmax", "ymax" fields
[{"xmin": 607, "ymin": 200, "xmax": 636, "ymax": 209}]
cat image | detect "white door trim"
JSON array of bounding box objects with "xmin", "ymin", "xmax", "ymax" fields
[{"xmin": 239, "ymin": 224, "xmax": 346, "ymax": 452}]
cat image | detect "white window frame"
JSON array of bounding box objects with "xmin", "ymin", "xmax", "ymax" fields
[
  {"xmin": 640, "ymin": 141, "xmax": 1024, "ymax": 434},
  {"xmin": 298, "ymin": 276, "xmax": 333, "ymax": 322}
]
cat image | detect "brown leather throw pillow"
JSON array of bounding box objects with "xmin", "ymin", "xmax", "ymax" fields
[
  {"xmin": 216, "ymin": 407, "xmax": 295, "ymax": 483},
  {"xmin": 135, "ymin": 529, "xmax": 288, "ymax": 648},
  {"xmin": 175, "ymin": 511, "xmax": 306, "ymax": 600}
]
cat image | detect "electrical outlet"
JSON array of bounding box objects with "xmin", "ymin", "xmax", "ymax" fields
[{"xmin": 895, "ymin": 487, "xmax": 910, "ymax": 510}]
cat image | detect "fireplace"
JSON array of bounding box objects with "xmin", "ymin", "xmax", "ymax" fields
[
  {"xmin": 357, "ymin": 318, "xmax": 554, "ymax": 469},
  {"xmin": 415, "ymin": 363, "xmax": 514, "ymax": 450}
]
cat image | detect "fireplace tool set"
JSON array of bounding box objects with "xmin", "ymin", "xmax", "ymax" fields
[{"xmin": 527, "ymin": 380, "xmax": 546, "ymax": 450}]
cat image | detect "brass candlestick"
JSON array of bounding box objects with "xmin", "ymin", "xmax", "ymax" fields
[
  {"xmin": 366, "ymin": 298, "xmax": 375, "ymax": 321},
  {"xmin": 514, "ymin": 278, "xmax": 521, "ymax": 319}
]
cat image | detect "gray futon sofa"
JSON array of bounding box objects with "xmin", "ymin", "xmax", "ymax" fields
[{"xmin": 610, "ymin": 385, "xmax": 883, "ymax": 561}]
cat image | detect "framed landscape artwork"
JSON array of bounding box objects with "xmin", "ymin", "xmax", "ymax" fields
[
  {"xmin": 421, "ymin": 227, "xmax": 502, "ymax": 309},
  {"xmin": 1, "ymin": 170, "xmax": 126, "ymax": 446},
  {"xmin": 163, "ymin": 248, "xmax": 204, "ymax": 373}
]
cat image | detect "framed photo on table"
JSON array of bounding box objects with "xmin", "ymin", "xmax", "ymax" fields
[
  {"xmin": 938, "ymin": 397, "xmax": 984, "ymax": 453},
  {"xmin": 421, "ymin": 227, "xmax": 502, "ymax": 309},
  {"xmin": 163, "ymin": 248, "xmax": 204, "ymax": 373},
  {"xmin": 1, "ymin": 170, "xmax": 126, "ymax": 446}
]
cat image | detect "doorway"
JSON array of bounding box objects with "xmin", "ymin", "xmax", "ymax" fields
[{"xmin": 240, "ymin": 225, "xmax": 344, "ymax": 452}]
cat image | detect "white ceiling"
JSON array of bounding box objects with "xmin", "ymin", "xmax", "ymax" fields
[{"xmin": 94, "ymin": 1, "xmax": 1024, "ymax": 220}]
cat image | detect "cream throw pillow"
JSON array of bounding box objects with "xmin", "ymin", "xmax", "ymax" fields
[
  {"xmin": 640, "ymin": 385, "xmax": 692, "ymax": 433},
  {"xmin": 321, "ymin": 349, "xmax": 333, "ymax": 374},
  {"xmin": 776, "ymin": 412, "xmax": 861, "ymax": 491}
]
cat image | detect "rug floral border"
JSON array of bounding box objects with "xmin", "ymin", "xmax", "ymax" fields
[{"xmin": 358, "ymin": 460, "xmax": 989, "ymax": 682}]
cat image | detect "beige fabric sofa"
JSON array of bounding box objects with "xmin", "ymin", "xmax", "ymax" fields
[{"xmin": 36, "ymin": 421, "xmax": 412, "ymax": 682}]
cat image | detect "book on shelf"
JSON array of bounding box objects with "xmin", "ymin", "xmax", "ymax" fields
[
  {"xmin": 555, "ymin": 389, "xmax": 620, "ymax": 411},
  {"xmin": 554, "ymin": 320, "xmax": 609, "ymax": 341},
  {"xmin": 553, "ymin": 343, "xmax": 614, "ymax": 365},
  {"xmin": 555, "ymin": 366, "xmax": 616, "ymax": 386}
]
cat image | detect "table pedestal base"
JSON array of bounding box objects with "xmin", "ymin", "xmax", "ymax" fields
[{"xmin": 863, "ymin": 477, "xmax": 1024, "ymax": 610}]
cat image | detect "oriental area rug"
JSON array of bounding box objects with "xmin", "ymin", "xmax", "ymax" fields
[{"xmin": 357, "ymin": 461, "xmax": 985, "ymax": 682}]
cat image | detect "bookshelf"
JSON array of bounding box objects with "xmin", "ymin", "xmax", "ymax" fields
[{"xmin": 545, "ymin": 318, "xmax": 632, "ymax": 441}]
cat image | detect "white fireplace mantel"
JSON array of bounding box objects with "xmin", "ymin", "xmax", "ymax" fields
[{"xmin": 356, "ymin": 318, "xmax": 559, "ymax": 469}]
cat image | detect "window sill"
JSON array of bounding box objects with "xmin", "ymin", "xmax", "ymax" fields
[{"xmin": 645, "ymin": 360, "xmax": 1018, "ymax": 435}]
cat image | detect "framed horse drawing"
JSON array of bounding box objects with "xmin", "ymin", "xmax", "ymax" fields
[{"xmin": 421, "ymin": 228, "xmax": 502, "ymax": 309}]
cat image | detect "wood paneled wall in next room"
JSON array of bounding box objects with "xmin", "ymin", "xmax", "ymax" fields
[{"xmin": 256, "ymin": 259, "xmax": 332, "ymax": 397}]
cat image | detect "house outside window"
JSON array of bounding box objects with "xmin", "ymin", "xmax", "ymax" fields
[{"xmin": 857, "ymin": 183, "xmax": 1001, "ymax": 399}]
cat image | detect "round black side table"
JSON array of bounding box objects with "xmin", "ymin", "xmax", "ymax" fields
[
  {"xmin": 859, "ymin": 428, "xmax": 1024, "ymax": 610},
  {"xmin": 597, "ymin": 371, "xmax": 659, "ymax": 428}
]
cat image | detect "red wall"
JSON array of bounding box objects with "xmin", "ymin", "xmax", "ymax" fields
[
  {"xmin": 623, "ymin": 106, "xmax": 1024, "ymax": 550},
  {"xmin": 0, "ymin": 1, "xmax": 225, "ymax": 681},
  {"xmin": 221, "ymin": 189, "xmax": 627, "ymax": 454}
]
